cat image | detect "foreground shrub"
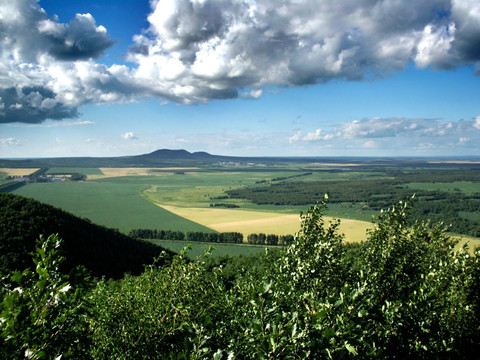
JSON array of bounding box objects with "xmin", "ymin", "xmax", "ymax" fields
[
  {"xmin": 218, "ymin": 197, "xmax": 480, "ymax": 358},
  {"xmin": 2, "ymin": 197, "xmax": 479, "ymax": 358},
  {"xmin": 89, "ymin": 247, "xmax": 229, "ymax": 359},
  {"xmin": 359, "ymin": 199, "xmax": 479, "ymax": 358},
  {"xmin": 0, "ymin": 235, "xmax": 91, "ymax": 359}
]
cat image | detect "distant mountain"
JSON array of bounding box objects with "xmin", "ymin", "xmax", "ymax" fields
[{"xmin": 0, "ymin": 193, "xmax": 175, "ymax": 279}]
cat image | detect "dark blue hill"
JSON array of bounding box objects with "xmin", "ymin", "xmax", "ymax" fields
[{"xmin": 140, "ymin": 149, "xmax": 197, "ymax": 159}]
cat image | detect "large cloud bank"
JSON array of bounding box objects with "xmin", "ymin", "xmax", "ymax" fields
[{"xmin": 1, "ymin": 0, "xmax": 480, "ymax": 123}]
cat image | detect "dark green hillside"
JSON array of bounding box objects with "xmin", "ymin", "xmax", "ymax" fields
[{"xmin": 0, "ymin": 193, "xmax": 174, "ymax": 278}]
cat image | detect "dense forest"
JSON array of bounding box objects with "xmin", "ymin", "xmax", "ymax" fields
[
  {"xmin": 227, "ymin": 170, "xmax": 480, "ymax": 237},
  {"xmin": 1, "ymin": 196, "xmax": 479, "ymax": 358},
  {"xmin": 0, "ymin": 193, "xmax": 174, "ymax": 279}
]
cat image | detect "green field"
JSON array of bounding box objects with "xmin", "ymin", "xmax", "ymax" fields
[
  {"xmin": 11, "ymin": 170, "xmax": 307, "ymax": 235},
  {"xmin": 148, "ymin": 239, "xmax": 273, "ymax": 259},
  {"xmin": 403, "ymin": 181, "xmax": 480, "ymax": 194},
  {"xmin": 12, "ymin": 182, "xmax": 213, "ymax": 234}
]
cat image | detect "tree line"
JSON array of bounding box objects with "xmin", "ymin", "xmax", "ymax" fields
[
  {"xmin": 209, "ymin": 203, "xmax": 240, "ymax": 208},
  {"xmin": 128, "ymin": 228, "xmax": 295, "ymax": 245},
  {"xmin": 246, "ymin": 233, "xmax": 294, "ymax": 245},
  {"xmin": 128, "ymin": 228, "xmax": 186, "ymax": 241}
]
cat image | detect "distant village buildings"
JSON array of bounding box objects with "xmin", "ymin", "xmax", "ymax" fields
[{"xmin": 8, "ymin": 174, "xmax": 66, "ymax": 183}]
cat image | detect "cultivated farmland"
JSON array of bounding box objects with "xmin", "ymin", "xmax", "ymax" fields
[
  {"xmin": 0, "ymin": 168, "xmax": 39, "ymax": 177},
  {"xmin": 12, "ymin": 181, "xmax": 213, "ymax": 234},
  {"xmin": 4, "ymin": 154, "xmax": 480, "ymax": 248},
  {"xmin": 158, "ymin": 205, "xmax": 372, "ymax": 243}
]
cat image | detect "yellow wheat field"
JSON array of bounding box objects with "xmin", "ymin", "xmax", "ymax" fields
[
  {"xmin": 455, "ymin": 236, "xmax": 480, "ymax": 255},
  {"xmin": 87, "ymin": 167, "xmax": 200, "ymax": 179},
  {"xmin": 0, "ymin": 168, "xmax": 39, "ymax": 177},
  {"xmin": 159, "ymin": 205, "xmax": 372, "ymax": 243}
]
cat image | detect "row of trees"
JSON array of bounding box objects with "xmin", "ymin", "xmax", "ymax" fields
[
  {"xmin": 247, "ymin": 233, "xmax": 294, "ymax": 245},
  {"xmin": 209, "ymin": 203, "xmax": 240, "ymax": 208},
  {"xmin": 256, "ymin": 172, "xmax": 314, "ymax": 184},
  {"xmin": 186, "ymin": 231, "xmax": 243, "ymax": 243},
  {"xmin": 2, "ymin": 198, "xmax": 479, "ymax": 358},
  {"xmin": 129, "ymin": 228, "xmax": 295, "ymax": 246},
  {"xmin": 128, "ymin": 228, "xmax": 186, "ymax": 240}
]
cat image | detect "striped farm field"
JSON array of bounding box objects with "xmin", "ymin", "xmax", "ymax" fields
[{"xmin": 158, "ymin": 205, "xmax": 372, "ymax": 243}]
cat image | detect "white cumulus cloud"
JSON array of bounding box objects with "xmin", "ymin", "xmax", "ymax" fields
[
  {"xmin": 363, "ymin": 140, "xmax": 377, "ymax": 148},
  {"xmin": 0, "ymin": 137, "xmax": 21, "ymax": 146},
  {"xmin": 121, "ymin": 131, "xmax": 136, "ymax": 140},
  {"xmin": 474, "ymin": 115, "xmax": 480, "ymax": 130},
  {"xmin": 241, "ymin": 89, "xmax": 263, "ymax": 99},
  {"xmin": 289, "ymin": 129, "xmax": 335, "ymax": 143},
  {"xmin": 1, "ymin": 0, "xmax": 480, "ymax": 124}
]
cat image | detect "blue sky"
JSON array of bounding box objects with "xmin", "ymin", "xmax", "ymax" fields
[{"xmin": 1, "ymin": 0, "xmax": 480, "ymax": 158}]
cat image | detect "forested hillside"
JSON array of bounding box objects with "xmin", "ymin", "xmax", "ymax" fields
[{"xmin": 0, "ymin": 193, "xmax": 174, "ymax": 278}]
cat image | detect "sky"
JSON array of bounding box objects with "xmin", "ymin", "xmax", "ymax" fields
[{"xmin": 0, "ymin": 0, "xmax": 480, "ymax": 158}]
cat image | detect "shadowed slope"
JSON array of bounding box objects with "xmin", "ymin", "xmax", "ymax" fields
[{"xmin": 0, "ymin": 193, "xmax": 175, "ymax": 278}]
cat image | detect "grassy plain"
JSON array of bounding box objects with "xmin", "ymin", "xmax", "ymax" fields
[
  {"xmin": 404, "ymin": 181, "xmax": 480, "ymax": 194},
  {"xmin": 7, "ymin": 167, "xmax": 375, "ymax": 242},
  {"xmin": 12, "ymin": 182, "xmax": 213, "ymax": 234},
  {"xmin": 455, "ymin": 235, "xmax": 480, "ymax": 255},
  {"xmin": 148, "ymin": 239, "xmax": 272, "ymax": 259}
]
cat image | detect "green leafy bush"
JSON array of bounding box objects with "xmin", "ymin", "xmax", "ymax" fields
[
  {"xmin": 1, "ymin": 197, "xmax": 479, "ymax": 358},
  {"xmin": 89, "ymin": 247, "xmax": 229, "ymax": 359},
  {"xmin": 0, "ymin": 235, "xmax": 91, "ymax": 359}
]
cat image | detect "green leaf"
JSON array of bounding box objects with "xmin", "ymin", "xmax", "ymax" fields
[{"xmin": 345, "ymin": 342, "xmax": 358, "ymax": 355}]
